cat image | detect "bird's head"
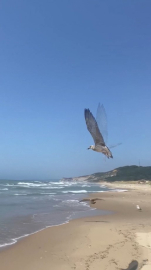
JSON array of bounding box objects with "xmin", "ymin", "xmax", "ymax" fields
[{"xmin": 88, "ymin": 145, "xmax": 94, "ymax": 150}]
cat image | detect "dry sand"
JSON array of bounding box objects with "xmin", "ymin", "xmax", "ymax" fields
[{"xmin": 0, "ymin": 182, "xmax": 151, "ymax": 270}]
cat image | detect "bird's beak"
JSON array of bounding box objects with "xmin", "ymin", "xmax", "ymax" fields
[{"xmin": 87, "ymin": 147, "xmax": 90, "ymax": 150}]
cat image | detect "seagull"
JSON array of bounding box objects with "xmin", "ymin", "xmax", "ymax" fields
[
  {"xmin": 79, "ymin": 198, "xmax": 104, "ymax": 204},
  {"xmin": 84, "ymin": 107, "xmax": 113, "ymax": 158},
  {"xmin": 136, "ymin": 205, "xmax": 142, "ymax": 211}
]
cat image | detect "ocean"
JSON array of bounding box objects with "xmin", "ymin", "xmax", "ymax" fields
[{"xmin": 0, "ymin": 179, "xmax": 122, "ymax": 249}]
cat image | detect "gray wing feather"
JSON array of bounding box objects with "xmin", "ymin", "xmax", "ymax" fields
[
  {"xmin": 84, "ymin": 109, "xmax": 105, "ymax": 146},
  {"xmin": 80, "ymin": 198, "xmax": 104, "ymax": 202},
  {"xmin": 96, "ymin": 103, "xmax": 108, "ymax": 144},
  {"xmin": 96, "ymin": 103, "xmax": 122, "ymax": 149}
]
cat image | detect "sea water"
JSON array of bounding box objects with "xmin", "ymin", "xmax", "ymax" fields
[{"xmin": 0, "ymin": 179, "xmax": 120, "ymax": 249}]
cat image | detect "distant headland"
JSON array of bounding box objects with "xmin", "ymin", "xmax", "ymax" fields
[{"xmin": 62, "ymin": 165, "xmax": 151, "ymax": 183}]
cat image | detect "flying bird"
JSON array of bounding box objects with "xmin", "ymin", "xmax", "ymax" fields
[
  {"xmin": 79, "ymin": 198, "xmax": 104, "ymax": 204},
  {"xmin": 84, "ymin": 106, "xmax": 113, "ymax": 158}
]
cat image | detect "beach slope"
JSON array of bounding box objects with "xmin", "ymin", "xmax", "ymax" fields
[{"xmin": 0, "ymin": 185, "xmax": 151, "ymax": 270}]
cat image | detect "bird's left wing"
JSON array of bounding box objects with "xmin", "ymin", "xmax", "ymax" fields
[{"xmin": 84, "ymin": 109, "xmax": 105, "ymax": 146}]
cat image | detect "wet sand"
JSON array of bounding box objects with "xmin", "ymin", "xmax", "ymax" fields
[{"xmin": 0, "ymin": 183, "xmax": 151, "ymax": 270}]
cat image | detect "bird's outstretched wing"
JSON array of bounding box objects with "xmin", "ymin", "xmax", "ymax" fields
[
  {"xmin": 96, "ymin": 103, "xmax": 108, "ymax": 144},
  {"xmin": 80, "ymin": 198, "xmax": 104, "ymax": 202},
  {"xmin": 84, "ymin": 109, "xmax": 105, "ymax": 146},
  {"xmin": 96, "ymin": 103, "xmax": 122, "ymax": 149}
]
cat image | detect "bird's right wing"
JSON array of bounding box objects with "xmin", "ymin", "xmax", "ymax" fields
[
  {"xmin": 96, "ymin": 103, "xmax": 122, "ymax": 149},
  {"xmin": 84, "ymin": 109, "xmax": 105, "ymax": 146},
  {"xmin": 109, "ymin": 142, "xmax": 122, "ymax": 149},
  {"xmin": 96, "ymin": 103, "xmax": 108, "ymax": 144}
]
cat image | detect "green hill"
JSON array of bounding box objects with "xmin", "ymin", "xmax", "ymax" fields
[{"xmin": 90, "ymin": 165, "xmax": 151, "ymax": 182}]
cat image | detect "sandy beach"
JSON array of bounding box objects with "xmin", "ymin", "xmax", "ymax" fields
[{"xmin": 0, "ymin": 182, "xmax": 151, "ymax": 270}]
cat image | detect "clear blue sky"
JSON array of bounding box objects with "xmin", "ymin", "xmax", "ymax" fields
[{"xmin": 0, "ymin": 0, "xmax": 151, "ymax": 180}]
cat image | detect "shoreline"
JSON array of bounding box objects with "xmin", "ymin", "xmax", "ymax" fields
[
  {"xmin": 100, "ymin": 180, "xmax": 151, "ymax": 191},
  {"xmin": 0, "ymin": 209, "xmax": 111, "ymax": 251},
  {"xmin": 0, "ymin": 220, "xmax": 70, "ymax": 251},
  {"xmin": 0, "ymin": 184, "xmax": 120, "ymax": 251},
  {"xmin": 0, "ymin": 183, "xmax": 151, "ymax": 269}
]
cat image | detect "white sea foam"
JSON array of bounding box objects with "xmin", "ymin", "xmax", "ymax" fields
[
  {"xmin": 62, "ymin": 190, "xmax": 87, "ymax": 194},
  {"xmin": 2, "ymin": 184, "xmax": 15, "ymax": 187},
  {"xmin": 41, "ymin": 186, "xmax": 63, "ymax": 189},
  {"xmin": 61, "ymin": 184, "xmax": 71, "ymax": 187},
  {"xmin": 18, "ymin": 182, "xmax": 33, "ymax": 185},
  {"xmin": 0, "ymin": 220, "xmax": 69, "ymax": 249},
  {"xmin": 0, "ymin": 188, "xmax": 8, "ymax": 190},
  {"xmin": 14, "ymin": 193, "xmax": 28, "ymax": 196},
  {"xmin": 110, "ymin": 189, "xmax": 128, "ymax": 192},
  {"xmin": 66, "ymin": 200, "xmax": 79, "ymax": 202},
  {"xmin": 62, "ymin": 199, "xmax": 79, "ymax": 204},
  {"xmin": 53, "ymin": 181, "xmax": 65, "ymax": 185},
  {"xmin": 0, "ymin": 239, "xmax": 17, "ymax": 248},
  {"xmin": 40, "ymin": 192, "xmax": 56, "ymax": 195},
  {"xmin": 80, "ymin": 190, "xmax": 105, "ymax": 193},
  {"xmin": 19, "ymin": 182, "xmax": 47, "ymax": 187}
]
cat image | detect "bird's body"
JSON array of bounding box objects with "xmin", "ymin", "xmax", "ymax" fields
[
  {"xmin": 88, "ymin": 144, "xmax": 113, "ymax": 158},
  {"xmin": 84, "ymin": 107, "xmax": 113, "ymax": 158},
  {"xmin": 136, "ymin": 204, "xmax": 142, "ymax": 211}
]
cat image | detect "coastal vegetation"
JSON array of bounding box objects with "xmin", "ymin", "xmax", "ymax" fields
[
  {"xmin": 62, "ymin": 166, "xmax": 151, "ymax": 182},
  {"xmin": 91, "ymin": 165, "xmax": 151, "ymax": 182}
]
